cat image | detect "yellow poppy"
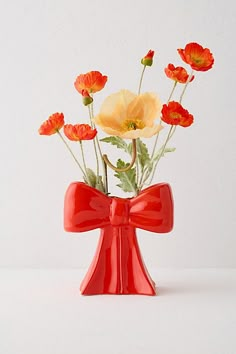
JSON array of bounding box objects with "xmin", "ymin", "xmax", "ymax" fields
[{"xmin": 94, "ymin": 90, "xmax": 163, "ymax": 139}]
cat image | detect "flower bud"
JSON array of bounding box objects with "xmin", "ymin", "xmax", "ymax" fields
[
  {"xmin": 82, "ymin": 90, "xmax": 93, "ymax": 106},
  {"xmin": 141, "ymin": 50, "xmax": 155, "ymax": 66}
]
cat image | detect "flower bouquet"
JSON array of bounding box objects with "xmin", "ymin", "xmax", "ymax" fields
[{"xmin": 39, "ymin": 42, "xmax": 214, "ymax": 295}]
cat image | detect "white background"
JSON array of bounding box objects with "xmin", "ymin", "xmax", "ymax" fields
[
  {"xmin": 1, "ymin": 1, "xmax": 236, "ymax": 354},
  {"xmin": 0, "ymin": 0, "xmax": 235, "ymax": 269}
]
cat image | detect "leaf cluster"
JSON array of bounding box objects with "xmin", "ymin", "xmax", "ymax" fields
[{"xmin": 100, "ymin": 136, "xmax": 175, "ymax": 193}]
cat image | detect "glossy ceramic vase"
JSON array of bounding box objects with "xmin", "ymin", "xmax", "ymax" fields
[{"xmin": 64, "ymin": 182, "xmax": 174, "ymax": 295}]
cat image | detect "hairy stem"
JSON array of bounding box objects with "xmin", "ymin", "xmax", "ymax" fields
[
  {"xmin": 57, "ymin": 131, "xmax": 86, "ymax": 178},
  {"xmin": 147, "ymin": 125, "xmax": 175, "ymax": 187},
  {"xmin": 88, "ymin": 103, "xmax": 108, "ymax": 194},
  {"xmin": 79, "ymin": 141, "xmax": 89, "ymax": 180},
  {"xmin": 167, "ymin": 80, "xmax": 178, "ymax": 103},
  {"xmin": 179, "ymin": 70, "xmax": 194, "ymax": 103},
  {"xmin": 88, "ymin": 105, "xmax": 99, "ymax": 176},
  {"xmin": 139, "ymin": 80, "xmax": 179, "ymax": 190},
  {"xmin": 138, "ymin": 65, "xmax": 146, "ymax": 94}
]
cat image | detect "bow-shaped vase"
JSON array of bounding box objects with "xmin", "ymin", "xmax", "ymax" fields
[{"xmin": 64, "ymin": 182, "xmax": 174, "ymax": 295}]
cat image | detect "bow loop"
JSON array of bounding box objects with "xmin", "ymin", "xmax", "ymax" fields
[
  {"xmin": 64, "ymin": 182, "xmax": 110, "ymax": 232},
  {"xmin": 129, "ymin": 183, "xmax": 174, "ymax": 233}
]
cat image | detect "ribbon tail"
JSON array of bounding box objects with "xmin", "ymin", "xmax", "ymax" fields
[{"xmin": 80, "ymin": 225, "xmax": 156, "ymax": 295}]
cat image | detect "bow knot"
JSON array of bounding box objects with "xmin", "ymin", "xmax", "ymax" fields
[{"xmin": 109, "ymin": 198, "xmax": 130, "ymax": 226}]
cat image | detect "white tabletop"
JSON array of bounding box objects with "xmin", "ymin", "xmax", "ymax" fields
[{"xmin": 0, "ymin": 268, "xmax": 235, "ymax": 354}]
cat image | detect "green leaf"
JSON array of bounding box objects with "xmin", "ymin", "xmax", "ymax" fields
[
  {"xmin": 83, "ymin": 168, "xmax": 105, "ymax": 193},
  {"xmin": 84, "ymin": 168, "xmax": 97, "ymax": 187},
  {"xmin": 127, "ymin": 142, "xmax": 132, "ymax": 155},
  {"xmin": 95, "ymin": 176, "xmax": 105, "ymax": 193},
  {"xmin": 114, "ymin": 159, "xmax": 137, "ymax": 193},
  {"xmin": 100, "ymin": 136, "xmax": 129, "ymax": 153},
  {"xmin": 152, "ymin": 147, "xmax": 176, "ymax": 162},
  {"xmin": 136, "ymin": 138, "xmax": 151, "ymax": 171},
  {"xmin": 141, "ymin": 147, "xmax": 176, "ymax": 186}
]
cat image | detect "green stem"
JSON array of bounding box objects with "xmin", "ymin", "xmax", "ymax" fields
[
  {"xmin": 147, "ymin": 125, "xmax": 174, "ymax": 187},
  {"xmin": 139, "ymin": 80, "xmax": 179, "ymax": 189},
  {"xmin": 88, "ymin": 105, "xmax": 99, "ymax": 176},
  {"xmin": 79, "ymin": 141, "xmax": 89, "ymax": 183},
  {"xmin": 57, "ymin": 131, "xmax": 86, "ymax": 178},
  {"xmin": 136, "ymin": 160, "xmax": 139, "ymax": 193},
  {"xmin": 151, "ymin": 131, "xmax": 160, "ymax": 160},
  {"xmin": 150, "ymin": 81, "xmax": 177, "ymax": 160},
  {"xmin": 97, "ymin": 135, "xmax": 108, "ymax": 194},
  {"xmin": 90, "ymin": 95, "xmax": 95, "ymax": 120},
  {"xmin": 103, "ymin": 161, "xmax": 108, "ymax": 195},
  {"xmin": 138, "ymin": 162, "xmax": 149, "ymax": 191},
  {"xmin": 138, "ymin": 65, "xmax": 146, "ymax": 94},
  {"xmin": 88, "ymin": 103, "xmax": 108, "ymax": 194},
  {"xmin": 135, "ymin": 140, "xmax": 140, "ymax": 192},
  {"xmin": 179, "ymin": 70, "xmax": 194, "ymax": 103},
  {"xmin": 169, "ymin": 125, "xmax": 177, "ymax": 139},
  {"xmin": 167, "ymin": 80, "xmax": 178, "ymax": 103},
  {"xmin": 139, "ymin": 72, "xmax": 192, "ymax": 190}
]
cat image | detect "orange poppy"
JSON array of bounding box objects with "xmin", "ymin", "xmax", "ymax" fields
[
  {"xmin": 64, "ymin": 124, "xmax": 97, "ymax": 141},
  {"xmin": 74, "ymin": 71, "xmax": 108, "ymax": 94},
  {"xmin": 81, "ymin": 90, "xmax": 93, "ymax": 106},
  {"xmin": 141, "ymin": 50, "xmax": 155, "ymax": 66},
  {"xmin": 178, "ymin": 42, "xmax": 214, "ymax": 72},
  {"xmin": 38, "ymin": 112, "xmax": 64, "ymax": 136},
  {"xmin": 164, "ymin": 64, "xmax": 194, "ymax": 83},
  {"xmin": 161, "ymin": 101, "xmax": 194, "ymax": 127}
]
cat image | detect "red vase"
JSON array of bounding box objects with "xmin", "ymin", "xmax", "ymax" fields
[{"xmin": 64, "ymin": 182, "xmax": 174, "ymax": 295}]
